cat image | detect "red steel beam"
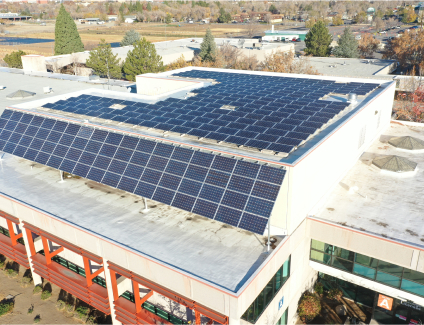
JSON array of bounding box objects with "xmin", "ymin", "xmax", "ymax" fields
[{"xmin": 6, "ymin": 219, "xmax": 23, "ymax": 246}]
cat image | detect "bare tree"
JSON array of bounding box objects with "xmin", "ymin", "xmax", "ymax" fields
[
  {"xmin": 218, "ymin": 44, "xmax": 241, "ymax": 69},
  {"xmin": 246, "ymin": 20, "xmax": 261, "ymax": 38}
]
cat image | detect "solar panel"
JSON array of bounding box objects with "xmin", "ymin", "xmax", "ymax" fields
[{"xmin": 38, "ymin": 70, "xmax": 380, "ymax": 155}]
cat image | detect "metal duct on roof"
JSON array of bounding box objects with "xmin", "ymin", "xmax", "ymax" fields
[{"xmin": 372, "ymin": 155, "xmax": 417, "ymax": 173}]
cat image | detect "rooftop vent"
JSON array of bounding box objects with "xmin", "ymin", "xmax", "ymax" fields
[
  {"xmin": 109, "ymin": 104, "xmax": 126, "ymax": 110},
  {"xmin": 388, "ymin": 136, "xmax": 424, "ymax": 151},
  {"xmin": 220, "ymin": 105, "xmax": 237, "ymax": 110},
  {"xmin": 372, "ymin": 155, "xmax": 417, "ymax": 173},
  {"xmin": 6, "ymin": 90, "xmax": 36, "ymax": 99}
]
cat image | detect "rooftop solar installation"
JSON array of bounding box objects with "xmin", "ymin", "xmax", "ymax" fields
[
  {"xmin": 0, "ymin": 109, "xmax": 286, "ymax": 235},
  {"xmin": 38, "ymin": 70, "xmax": 381, "ymax": 156}
]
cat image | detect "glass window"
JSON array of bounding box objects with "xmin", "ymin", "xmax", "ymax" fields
[
  {"xmin": 264, "ymin": 278, "xmax": 274, "ymax": 307},
  {"xmin": 377, "ymin": 261, "xmax": 403, "ymax": 277},
  {"xmin": 282, "ymin": 257, "xmax": 290, "ymax": 282},
  {"xmin": 310, "ymin": 251, "xmax": 331, "ymax": 264},
  {"xmin": 256, "ymin": 291, "xmax": 265, "ymax": 320},
  {"xmin": 332, "ymin": 257, "xmax": 353, "ymax": 272},
  {"xmin": 401, "ymin": 279, "xmax": 424, "ymax": 296},
  {"xmin": 353, "ymin": 263, "xmax": 376, "ymax": 280},
  {"xmin": 311, "ymin": 239, "xmax": 333, "ymax": 254},
  {"xmin": 376, "ymin": 271, "xmax": 401, "ymax": 287},
  {"xmin": 276, "ymin": 308, "xmax": 288, "ymax": 325},
  {"xmin": 402, "ymin": 268, "xmax": 424, "ymax": 285},
  {"xmin": 355, "ymin": 286, "xmax": 375, "ymax": 307},
  {"xmin": 333, "ymin": 247, "xmax": 354, "ymax": 261},
  {"xmin": 275, "ymin": 269, "xmax": 282, "ymax": 291},
  {"xmin": 355, "ymin": 253, "xmax": 378, "ymax": 268}
]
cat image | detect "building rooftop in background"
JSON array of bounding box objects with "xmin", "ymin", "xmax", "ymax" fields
[{"xmin": 307, "ymin": 57, "xmax": 397, "ymax": 79}]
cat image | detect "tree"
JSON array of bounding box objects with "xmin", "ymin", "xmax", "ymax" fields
[
  {"xmin": 147, "ymin": 2, "xmax": 152, "ymax": 11},
  {"xmin": 199, "ymin": 28, "xmax": 216, "ymax": 62},
  {"xmin": 54, "ymin": 4, "xmax": 84, "ymax": 55},
  {"xmin": 354, "ymin": 11, "xmax": 368, "ymax": 24},
  {"xmin": 332, "ymin": 14, "xmax": 344, "ymax": 26},
  {"xmin": 166, "ymin": 54, "xmax": 191, "ymax": 71},
  {"xmin": 384, "ymin": 29, "xmax": 424, "ymax": 71},
  {"xmin": 332, "ymin": 27, "xmax": 359, "ymax": 58},
  {"xmin": 217, "ymin": 7, "xmax": 231, "ymax": 23},
  {"xmin": 373, "ymin": 16, "xmax": 385, "ymax": 31},
  {"xmin": 165, "ymin": 13, "xmax": 172, "ymax": 24},
  {"xmin": 246, "ymin": 20, "xmax": 261, "ymax": 38},
  {"xmin": 122, "ymin": 38, "xmax": 164, "ymax": 81},
  {"xmin": 402, "ymin": 7, "xmax": 417, "ymax": 24},
  {"xmin": 395, "ymin": 68, "xmax": 424, "ymax": 122},
  {"xmin": 269, "ymin": 4, "xmax": 278, "ymax": 14},
  {"xmin": 120, "ymin": 29, "xmax": 140, "ymax": 46},
  {"xmin": 358, "ymin": 33, "xmax": 380, "ymax": 58},
  {"xmin": 304, "ymin": 20, "xmax": 332, "ymax": 57},
  {"xmin": 86, "ymin": 39, "xmax": 121, "ymax": 81},
  {"xmin": 3, "ymin": 50, "xmax": 26, "ymax": 69},
  {"xmin": 261, "ymin": 49, "xmax": 319, "ymax": 75}
]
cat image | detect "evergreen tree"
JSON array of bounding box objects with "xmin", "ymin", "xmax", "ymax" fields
[
  {"xmin": 217, "ymin": 8, "xmax": 231, "ymax": 23},
  {"xmin": 4, "ymin": 50, "xmax": 26, "ymax": 68},
  {"xmin": 199, "ymin": 28, "xmax": 216, "ymax": 62},
  {"xmin": 54, "ymin": 4, "xmax": 84, "ymax": 55},
  {"xmin": 86, "ymin": 39, "xmax": 121, "ymax": 81},
  {"xmin": 122, "ymin": 38, "xmax": 164, "ymax": 81},
  {"xmin": 165, "ymin": 13, "xmax": 172, "ymax": 24},
  {"xmin": 147, "ymin": 2, "xmax": 152, "ymax": 11},
  {"xmin": 269, "ymin": 4, "xmax": 278, "ymax": 14},
  {"xmin": 120, "ymin": 29, "xmax": 141, "ymax": 46},
  {"xmin": 304, "ymin": 20, "xmax": 332, "ymax": 57},
  {"xmin": 332, "ymin": 27, "xmax": 359, "ymax": 58}
]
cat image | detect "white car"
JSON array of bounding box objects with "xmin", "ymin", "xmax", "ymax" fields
[
  {"xmin": 395, "ymin": 26, "xmax": 401, "ymax": 28},
  {"xmin": 379, "ymin": 31, "xmax": 387, "ymax": 34},
  {"xmin": 355, "ymin": 35, "xmax": 361, "ymax": 40}
]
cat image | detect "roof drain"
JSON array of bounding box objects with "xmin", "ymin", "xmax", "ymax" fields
[{"xmin": 266, "ymin": 221, "xmax": 271, "ymax": 253}]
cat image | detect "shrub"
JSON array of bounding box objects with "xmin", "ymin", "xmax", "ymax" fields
[
  {"xmin": 6, "ymin": 269, "xmax": 18, "ymax": 277},
  {"xmin": 328, "ymin": 288, "xmax": 343, "ymax": 301},
  {"xmin": 33, "ymin": 285, "xmax": 42, "ymax": 294},
  {"xmin": 66, "ymin": 303, "xmax": 74, "ymax": 313},
  {"xmin": 86, "ymin": 315, "xmax": 97, "ymax": 325},
  {"xmin": 75, "ymin": 306, "xmax": 90, "ymax": 320},
  {"xmin": 3, "ymin": 50, "xmax": 26, "ymax": 68},
  {"xmin": 0, "ymin": 301, "xmax": 14, "ymax": 317},
  {"xmin": 298, "ymin": 292, "xmax": 321, "ymax": 323},
  {"xmin": 41, "ymin": 290, "xmax": 52, "ymax": 300},
  {"xmin": 314, "ymin": 282, "xmax": 324, "ymax": 295},
  {"xmin": 21, "ymin": 276, "xmax": 32, "ymax": 287},
  {"xmin": 28, "ymin": 305, "xmax": 34, "ymax": 314},
  {"xmin": 33, "ymin": 315, "xmax": 41, "ymax": 323},
  {"xmin": 55, "ymin": 300, "xmax": 65, "ymax": 310},
  {"xmin": 0, "ymin": 261, "xmax": 4, "ymax": 270}
]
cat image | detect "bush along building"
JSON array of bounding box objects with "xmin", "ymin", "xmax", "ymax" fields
[{"xmin": 1, "ymin": 66, "xmax": 412, "ymax": 325}]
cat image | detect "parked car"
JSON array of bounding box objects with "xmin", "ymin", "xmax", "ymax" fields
[
  {"xmin": 379, "ymin": 30, "xmax": 387, "ymax": 34},
  {"xmin": 295, "ymin": 38, "xmax": 301, "ymax": 42},
  {"xmin": 395, "ymin": 26, "xmax": 401, "ymax": 28},
  {"xmin": 355, "ymin": 35, "xmax": 361, "ymax": 40}
]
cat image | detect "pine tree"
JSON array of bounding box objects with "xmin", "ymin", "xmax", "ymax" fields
[
  {"xmin": 120, "ymin": 29, "xmax": 141, "ymax": 46},
  {"xmin": 54, "ymin": 4, "xmax": 84, "ymax": 55},
  {"xmin": 86, "ymin": 39, "xmax": 121, "ymax": 81},
  {"xmin": 4, "ymin": 50, "xmax": 27, "ymax": 68},
  {"xmin": 269, "ymin": 4, "xmax": 278, "ymax": 14},
  {"xmin": 122, "ymin": 38, "xmax": 164, "ymax": 81},
  {"xmin": 199, "ymin": 28, "xmax": 216, "ymax": 62},
  {"xmin": 304, "ymin": 20, "xmax": 332, "ymax": 57},
  {"xmin": 217, "ymin": 8, "xmax": 231, "ymax": 23},
  {"xmin": 332, "ymin": 27, "xmax": 359, "ymax": 58},
  {"xmin": 147, "ymin": 2, "xmax": 152, "ymax": 11}
]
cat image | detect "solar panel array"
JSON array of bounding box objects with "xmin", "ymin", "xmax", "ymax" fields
[
  {"xmin": 40, "ymin": 70, "xmax": 380, "ymax": 156},
  {"xmin": 0, "ymin": 109, "xmax": 286, "ymax": 235}
]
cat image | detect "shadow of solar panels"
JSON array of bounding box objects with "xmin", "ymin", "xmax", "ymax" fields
[
  {"xmin": 38, "ymin": 71, "xmax": 380, "ymax": 157},
  {"xmin": 0, "ymin": 109, "xmax": 287, "ymax": 235}
]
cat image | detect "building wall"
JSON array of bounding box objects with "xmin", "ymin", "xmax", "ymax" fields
[{"xmin": 286, "ymin": 82, "xmax": 396, "ymax": 235}]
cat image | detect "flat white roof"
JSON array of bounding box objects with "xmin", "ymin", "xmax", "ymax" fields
[
  {"xmin": 316, "ymin": 121, "xmax": 424, "ymax": 247},
  {"xmin": 0, "ymin": 154, "xmax": 275, "ymax": 292}
]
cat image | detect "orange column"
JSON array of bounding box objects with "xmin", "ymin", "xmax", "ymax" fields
[
  {"xmin": 133, "ymin": 280, "xmax": 142, "ymax": 313},
  {"xmin": 83, "ymin": 256, "xmax": 105, "ymax": 288},
  {"xmin": 195, "ymin": 310, "xmax": 201, "ymax": 325},
  {"xmin": 6, "ymin": 220, "xmax": 23, "ymax": 246},
  {"xmin": 41, "ymin": 236, "xmax": 63, "ymax": 265}
]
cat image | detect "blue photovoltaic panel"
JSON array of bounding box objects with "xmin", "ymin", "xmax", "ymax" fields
[
  {"xmin": 41, "ymin": 70, "xmax": 381, "ymax": 156},
  {"xmin": 0, "ymin": 109, "xmax": 287, "ymax": 235}
]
